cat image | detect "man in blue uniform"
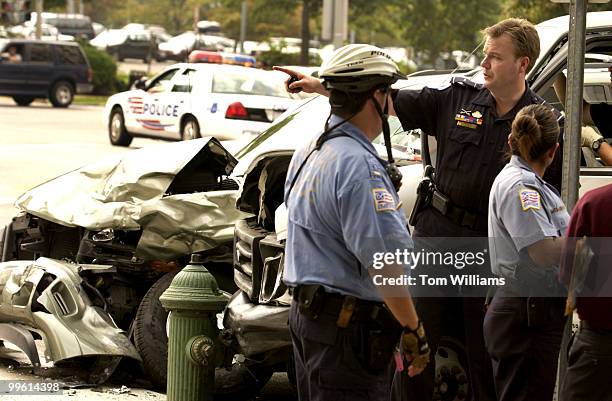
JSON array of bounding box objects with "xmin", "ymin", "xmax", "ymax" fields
[
  {"xmin": 276, "ymin": 18, "xmax": 565, "ymax": 401},
  {"xmin": 283, "ymin": 44, "xmax": 429, "ymax": 401}
]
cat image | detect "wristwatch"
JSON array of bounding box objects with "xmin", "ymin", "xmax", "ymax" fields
[{"xmin": 592, "ymin": 138, "xmax": 605, "ymax": 154}]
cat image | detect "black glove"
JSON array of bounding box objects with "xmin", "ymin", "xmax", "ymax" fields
[{"xmin": 401, "ymin": 321, "xmax": 430, "ymax": 371}]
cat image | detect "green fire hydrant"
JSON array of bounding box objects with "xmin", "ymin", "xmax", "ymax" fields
[{"xmin": 160, "ymin": 254, "xmax": 228, "ymax": 401}]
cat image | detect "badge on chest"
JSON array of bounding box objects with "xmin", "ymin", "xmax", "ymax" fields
[{"xmin": 455, "ymin": 109, "xmax": 483, "ymax": 129}]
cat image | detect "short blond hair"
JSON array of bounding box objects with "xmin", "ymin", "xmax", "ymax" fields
[{"xmin": 484, "ymin": 18, "xmax": 540, "ymax": 72}]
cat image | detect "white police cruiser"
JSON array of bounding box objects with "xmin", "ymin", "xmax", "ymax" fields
[{"xmin": 103, "ymin": 63, "xmax": 301, "ymax": 146}]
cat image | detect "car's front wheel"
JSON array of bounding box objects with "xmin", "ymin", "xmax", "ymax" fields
[
  {"xmin": 109, "ymin": 108, "xmax": 133, "ymax": 147},
  {"xmin": 181, "ymin": 117, "xmax": 201, "ymax": 141},
  {"xmin": 49, "ymin": 80, "xmax": 74, "ymax": 108},
  {"xmin": 12, "ymin": 96, "xmax": 35, "ymax": 106}
]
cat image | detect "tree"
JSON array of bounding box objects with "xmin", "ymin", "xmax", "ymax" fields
[
  {"xmin": 397, "ymin": 0, "xmax": 500, "ymax": 66},
  {"xmin": 500, "ymin": 0, "xmax": 612, "ymax": 23}
]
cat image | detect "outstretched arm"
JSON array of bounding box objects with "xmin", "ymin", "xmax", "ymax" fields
[{"xmin": 273, "ymin": 66, "xmax": 329, "ymax": 97}]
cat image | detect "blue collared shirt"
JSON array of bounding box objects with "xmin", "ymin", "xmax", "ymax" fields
[
  {"xmin": 283, "ymin": 114, "xmax": 413, "ymax": 302},
  {"xmin": 488, "ymin": 155, "xmax": 569, "ymax": 279}
]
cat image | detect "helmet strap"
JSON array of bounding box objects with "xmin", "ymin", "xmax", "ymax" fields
[{"xmin": 371, "ymin": 90, "xmax": 403, "ymax": 192}]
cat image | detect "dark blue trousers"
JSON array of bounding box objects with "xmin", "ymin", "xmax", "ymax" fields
[
  {"xmin": 289, "ymin": 301, "xmax": 392, "ymax": 401},
  {"xmin": 483, "ymin": 289, "xmax": 565, "ymax": 401}
]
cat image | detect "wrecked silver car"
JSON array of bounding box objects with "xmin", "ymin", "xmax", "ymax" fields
[
  {"xmin": 0, "ymin": 257, "xmax": 141, "ymax": 383},
  {"xmin": 0, "ymin": 137, "xmax": 249, "ymax": 386}
]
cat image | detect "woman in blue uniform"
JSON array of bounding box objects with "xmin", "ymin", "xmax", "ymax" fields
[{"xmin": 485, "ymin": 104, "xmax": 569, "ymax": 401}]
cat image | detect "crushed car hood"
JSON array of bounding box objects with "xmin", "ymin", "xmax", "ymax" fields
[{"xmin": 15, "ymin": 138, "xmax": 252, "ymax": 259}]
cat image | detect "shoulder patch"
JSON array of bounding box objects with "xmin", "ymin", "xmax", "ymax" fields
[
  {"xmin": 519, "ymin": 188, "xmax": 541, "ymax": 211},
  {"xmin": 372, "ymin": 188, "xmax": 396, "ymax": 212},
  {"xmin": 450, "ymin": 76, "xmax": 483, "ymax": 90}
]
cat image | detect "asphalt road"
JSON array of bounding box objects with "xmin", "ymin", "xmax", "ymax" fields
[
  {"xmin": 0, "ymin": 96, "xmax": 160, "ymax": 225},
  {"xmin": 0, "ymin": 96, "xmax": 295, "ymax": 400}
]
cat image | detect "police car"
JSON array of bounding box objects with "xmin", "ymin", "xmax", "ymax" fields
[{"xmin": 103, "ymin": 63, "xmax": 301, "ymax": 146}]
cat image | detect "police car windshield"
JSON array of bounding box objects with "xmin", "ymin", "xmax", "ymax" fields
[{"xmin": 212, "ymin": 71, "xmax": 290, "ymax": 98}]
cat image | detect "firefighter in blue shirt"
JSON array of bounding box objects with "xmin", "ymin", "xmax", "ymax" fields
[
  {"xmin": 486, "ymin": 104, "xmax": 569, "ymax": 401},
  {"xmin": 282, "ymin": 44, "xmax": 429, "ymax": 401}
]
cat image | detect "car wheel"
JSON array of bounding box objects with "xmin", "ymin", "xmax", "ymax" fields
[
  {"xmin": 49, "ymin": 81, "xmax": 74, "ymax": 108},
  {"xmin": 12, "ymin": 96, "xmax": 35, "ymax": 106},
  {"xmin": 108, "ymin": 108, "xmax": 133, "ymax": 147},
  {"xmin": 434, "ymin": 337, "xmax": 470, "ymax": 401},
  {"xmin": 181, "ymin": 117, "xmax": 201, "ymax": 141},
  {"xmin": 134, "ymin": 272, "xmax": 273, "ymax": 397},
  {"xmin": 134, "ymin": 272, "xmax": 175, "ymax": 390}
]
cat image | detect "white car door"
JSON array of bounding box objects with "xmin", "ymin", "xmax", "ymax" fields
[
  {"xmin": 165, "ymin": 67, "xmax": 198, "ymax": 139},
  {"xmin": 132, "ymin": 67, "xmax": 181, "ymax": 138}
]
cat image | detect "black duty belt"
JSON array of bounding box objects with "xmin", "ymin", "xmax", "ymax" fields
[
  {"xmin": 291, "ymin": 285, "xmax": 385, "ymax": 324},
  {"xmin": 431, "ymin": 190, "xmax": 487, "ymax": 233}
]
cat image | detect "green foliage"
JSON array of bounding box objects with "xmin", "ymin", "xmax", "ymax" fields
[
  {"xmin": 397, "ymin": 0, "xmax": 500, "ymax": 66},
  {"xmin": 257, "ymin": 47, "xmax": 321, "ymax": 68},
  {"xmin": 80, "ymin": 42, "xmax": 118, "ymax": 95},
  {"xmin": 500, "ymin": 0, "xmax": 612, "ymax": 23},
  {"xmin": 115, "ymin": 72, "xmax": 131, "ymax": 93},
  {"xmin": 80, "ymin": 0, "xmax": 612, "ymax": 75}
]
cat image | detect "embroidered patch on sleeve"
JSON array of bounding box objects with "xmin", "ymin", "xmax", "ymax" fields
[
  {"xmin": 372, "ymin": 188, "xmax": 396, "ymax": 212},
  {"xmin": 519, "ymin": 189, "xmax": 541, "ymax": 211}
]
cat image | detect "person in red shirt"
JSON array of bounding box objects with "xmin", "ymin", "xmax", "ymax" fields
[{"xmin": 559, "ymin": 183, "xmax": 612, "ymax": 401}]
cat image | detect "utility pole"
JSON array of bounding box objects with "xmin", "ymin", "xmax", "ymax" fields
[
  {"xmin": 322, "ymin": 0, "xmax": 348, "ymax": 49},
  {"xmin": 35, "ymin": 0, "xmax": 43, "ymax": 39},
  {"xmin": 239, "ymin": 0, "xmax": 247, "ymax": 54},
  {"xmin": 66, "ymin": 0, "xmax": 74, "ymax": 14},
  {"xmin": 193, "ymin": 5, "xmax": 199, "ymax": 32},
  {"xmin": 548, "ymin": 2, "xmax": 609, "ymax": 398},
  {"xmin": 300, "ymin": 0, "xmax": 310, "ymax": 65}
]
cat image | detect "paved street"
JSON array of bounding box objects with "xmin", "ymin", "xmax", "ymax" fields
[
  {"xmin": 0, "ymin": 96, "xmax": 295, "ymax": 400},
  {"xmin": 0, "ymin": 97, "xmax": 161, "ymax": 225}
]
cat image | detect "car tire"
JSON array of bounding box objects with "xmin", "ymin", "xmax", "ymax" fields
[
  {"xmin": 181, "ymin": 117, "xmax": 201, "ymax": 141},
  {"xmin": 108, "ymin": 108, "xmax": 133, "ymax": 147},
  {"xmin": 49, "ymin": 80, "xmax": 74, "ymax": 108},
  {"xmin": 133, "ymin": 272, "xmax": 175, "ymax": 390},
  {"xmin": 134, "ymin": 272, "xmax": 273, "ymax": 397},
  {"xmin": 434, "ymin": 336, "xmax": 470, "ymax": 401},
  {"xmin": 12, "ymin": 96, "xmax": 35, "ymax": 106}
]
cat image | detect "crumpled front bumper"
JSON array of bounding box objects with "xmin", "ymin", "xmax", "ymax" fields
[
  {"xmin": 222, "ymin": 291, "xmax": 291, "ymax": 357},
  {"xmin": 0, "ymin": 258, "xmax": 140, "ymax": 365}
]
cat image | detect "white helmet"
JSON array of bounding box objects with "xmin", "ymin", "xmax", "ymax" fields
[{"xmin": 319, "ymin": 44, "xmax": 405, "ymax": 92}]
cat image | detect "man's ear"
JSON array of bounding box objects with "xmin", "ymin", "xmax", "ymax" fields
[{"xmin": 519, "ymin": 56, "xmax": 530, "ymax": 74}]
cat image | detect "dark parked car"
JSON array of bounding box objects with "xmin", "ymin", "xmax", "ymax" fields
[
  {"xmin": 106, "ymin": 30, "xmax": 157, "ymax": 63},
  {"xmin": 31, "ymin": 12, "xmax": 96, "ymax": 40},
  {"xmin": 0, "ymin": 39, "xmax": 93, "ymax": 107}
]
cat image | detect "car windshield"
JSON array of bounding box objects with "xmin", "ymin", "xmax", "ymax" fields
[{"xmin": 212, "ymin": 70, "xmax": 290, "ymax": 98}]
